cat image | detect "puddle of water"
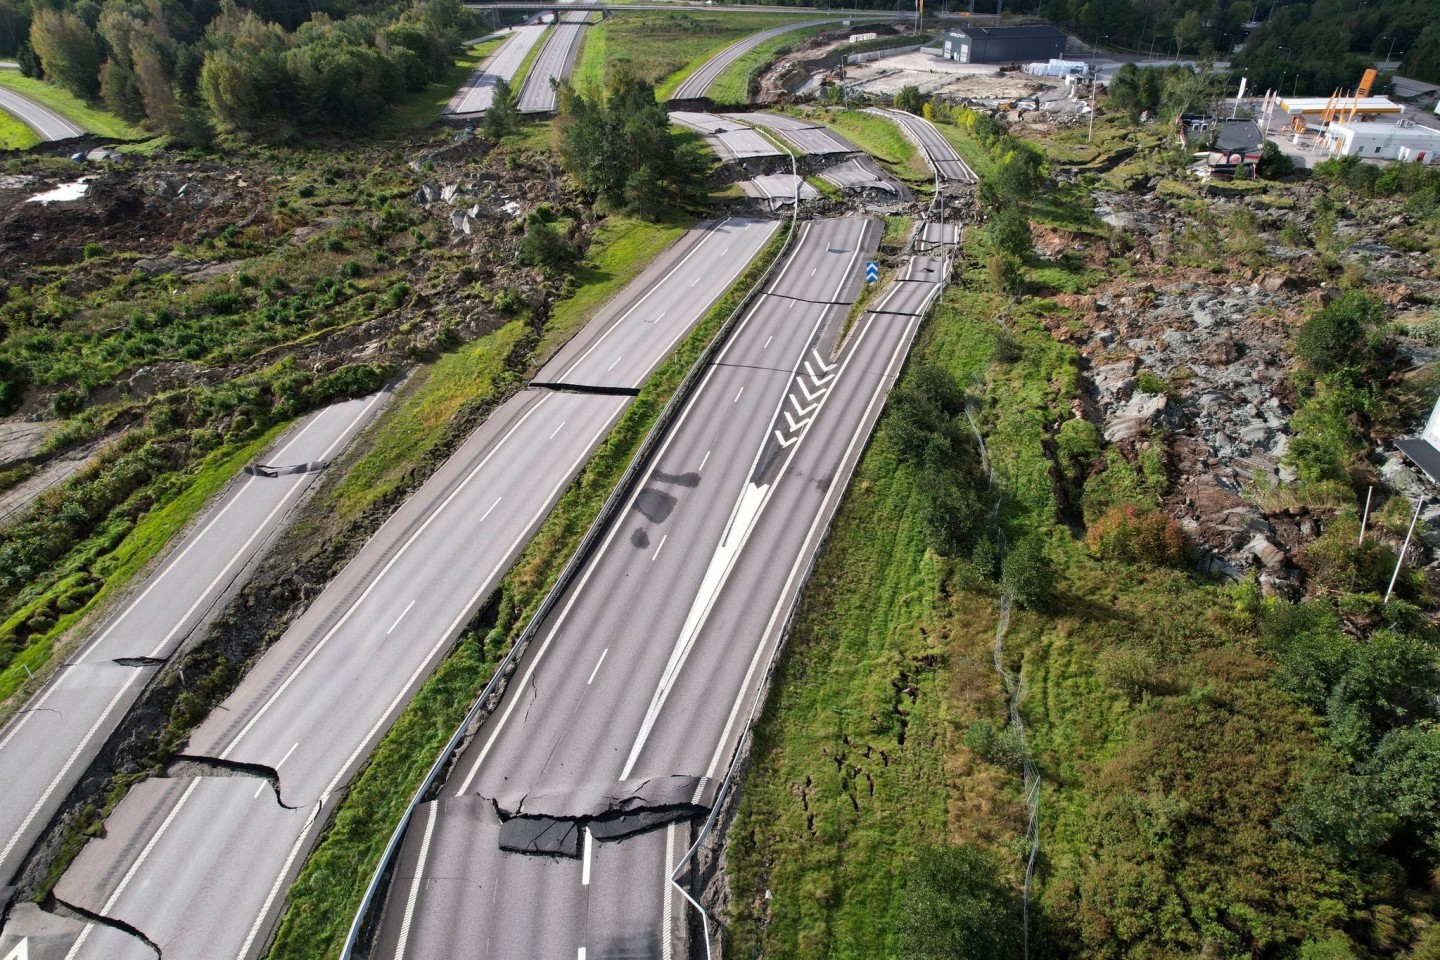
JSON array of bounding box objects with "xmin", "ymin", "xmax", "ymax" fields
[{"xmin": 27, "ymin": 180, "xmax": 90, "ymax": 204}]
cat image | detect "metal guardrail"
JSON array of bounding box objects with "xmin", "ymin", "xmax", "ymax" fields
[
  {"xmin": 668, "ymin": 239, "xmax": 956, "ymax": 960},
  {"xmin": 339, "ymin": 209, "xmax": 801, "ymax": 959}
]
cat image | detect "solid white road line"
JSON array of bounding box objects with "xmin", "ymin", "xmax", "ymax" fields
[
  {"xmin": 662, "ymin": 823, "xmax": 676, "ymax": 960},
  {"xmin": 0, "ymin": 393, "xmax": 383, "ymax": 871},
  {"xmin": 387, "ymin": 601, "xmax": 417, "ymax": 636},
  {"xmin": 63, "ymin": 779, "xmax": 203, "ymax": 960},
  {"xmin": 586, "ymin": 649, "xmax": 608, "ymax": 685},
  {"xmin": 557, "ymin": 219, "xmax": 735, "ymax": 381},
  {"xmin": 705, "ymin": 304, "xmax": 927, "ymax": 780},
  {"xmin": 394, "ymin": 803, "xmax": 439, "ymax": 960},
  {"xmin": 581, "ymin": 827, "xmax": 593, "ymax": 885},
  {"xmin": 219, "ymin": 397, "xmax": 551, "ymax": 761}
]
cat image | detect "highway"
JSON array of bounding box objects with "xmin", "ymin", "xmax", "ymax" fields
[
  {"xmin": 446, "ymin": 23, "xmax": 549, "ymax": 115},
  {"xmin": 819, "ymin": 154, "xmax": 909, "ymax": 199},
  {"xmin": 0, "ymin": 392, "xmax": 386, "ymax": 899},
  {"xmin": 467, "ymin": 2, "xmax": 888, "ymax": 15},
  {"xmin": 867, "ymin": 106, "xmax": 979, "ymax": 184},
  {"xmin": 0, "ymin": 86, "xmax": 83, "ymax": 141},
  {"xmin": 0, "ymin": 218, "xmax": 779, "ymax": 960},
  {"xmin": 740, "ymin": 173, "xmax": 817, "ymax": 209},
  {"xmin": 517, "ymin": 3, "xmax": 586, "ymax": 114},
  {"xmin": 669, "ymin": 111, "xmax": 783, "ymax": 160},
  {"xmin": 726, "ymin": 110, "xmax": 859, "ymax": 155},
  {"xmin": 668, "ymin": 19, "xmax": 830, "ymax": 101},
  {"xmin": 370, "ymin": 219, "xmax": 949, "ymax": 960}
]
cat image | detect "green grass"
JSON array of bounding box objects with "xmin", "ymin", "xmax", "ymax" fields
[
  {"xmin": 727, "ymin": 280, "xmax": 1005, "ymax": 959},
  {"xmin": 266, "ymin": 223, "xmax": 790, "ymax": 960},
  {"xmin": 813, "ymin": 108, "xmax": 931, "ymax": 183},
  {"xmin": 508, "ymin": 24, "xmax": 552, "ymax": 96},
  {"xmin": 685, "ymin": 21, "xmax": 832, "ymax": 105},
  {"xmin": 0, "ymin": 424, "xmax": 290, "ymax": 715},
  {"xmin": 573, "ymin": 12, "xmax": 820, "ymax": 96},
  {"xmin": 328, "ymin": 322, "xmax": 528, "ymax": 523},
  {"xmin": 0, "ymin": 72, "xmax": 147, "ymax": 140},
  {"xmin": 930, "ymin": 114, "xmax": 998, "ymax": 182},
  {"xmin": 374, "ymin": 40, "xmax": 504, "ymax": 131},
  {"xmin": 538, "ymin": 214, "xmax": 691, "ymax": 358},
  {"xmin": 0, "ymin": 106, "xmax": 40, "ymax": 150}
]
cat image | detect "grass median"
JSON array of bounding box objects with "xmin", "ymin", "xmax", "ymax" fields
[
  {"xmin": 265, "ymin": 223, "xmax": 790, "ymax": 960},
  {"xmin": 813, "ymin": 108, "xmax": 932, "ymax": 183}
]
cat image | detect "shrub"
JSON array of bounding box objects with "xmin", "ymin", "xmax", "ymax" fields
[
  {"xmin": 1002, "ymin": 535, "xmax": 1054, "ymax": 610},
  {"xmin": 1086, "ymin": 504, "xmax": 1192, "ymax": 568},
  {"xmin": 1294, "ymin": 290, "xmax": 1386, "ymax": 378},
  {"xmin": 898, "ymin": 844, "xmax": 1023, "ymax": 960}
]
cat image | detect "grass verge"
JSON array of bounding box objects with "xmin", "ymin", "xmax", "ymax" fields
[
  {"xmin": 537, "ymin": 214, "xmax": 692, "ymax": 359},
  {"xmin": 375, "ymin": 40, "xmax": 503, "ymax": 131},
  {"xmin": 814, "ymin": 108, "xmax": 931, "ymax": 183},
  {"xmin": 698, "ymin": 22, "xmax": 831, "ymax": 105},
  {"xmin": 265, "ymin": 224, "xmax": 789, "ymax": 960},
  {"xmin": 0, "ymin": 107, "xmax": 40, "ymax": 150},
  {"xmin": 0, "ymin": 73, "xmax": 148, "ymax": 140},
  {"xmin": 0, "ymin": 423, "xmax": 290, "ymax": 715},
  {"xmin": 508, "ymin": 25, "xmax": 552, "ymax": 97}
]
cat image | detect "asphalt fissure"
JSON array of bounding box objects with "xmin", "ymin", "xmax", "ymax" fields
[{"xmin": 46, "ymin": 894, "xmax": 164, "ymax": 959}]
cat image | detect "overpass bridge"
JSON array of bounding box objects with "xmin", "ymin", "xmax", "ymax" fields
[{"xmin": 464, "ymin": 2, "xmax": 894, "ymax": 14}]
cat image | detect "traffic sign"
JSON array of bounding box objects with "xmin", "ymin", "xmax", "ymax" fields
[{"xmin": 865, "ymin": 261, "xmax": 879, "ymax": 283}]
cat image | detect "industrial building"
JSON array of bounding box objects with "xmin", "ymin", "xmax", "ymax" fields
[
  {"xmin": 1322, "ymin": 120, "xmax": 1440, "ymax": 164},
  {"xmin": 940, "ymin": 25, "xmax": 1068, "ymax": 64}
]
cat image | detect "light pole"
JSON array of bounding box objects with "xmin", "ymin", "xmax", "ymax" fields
[
  {"xmin": 1087, "ymin": 34, "xmax": 1107, "ymax": 144},
  {"xmin": 1381, "ymin": 35, "xmax": 1398, "ymax": 63}
]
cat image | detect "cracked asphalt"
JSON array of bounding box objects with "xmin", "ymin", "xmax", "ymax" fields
[{"xmin": 376, "ymin": 218, "xmax": 951, "ymax": 960}]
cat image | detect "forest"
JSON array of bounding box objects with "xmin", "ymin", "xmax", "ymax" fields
[{"xmin": 0, "ymin": 0, "xmax": 475, "ymax": 138}]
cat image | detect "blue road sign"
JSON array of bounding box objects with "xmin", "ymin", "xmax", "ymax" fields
[{"xmin": 865, "ymin": 261, "xmax": 879, "ymax": 283}]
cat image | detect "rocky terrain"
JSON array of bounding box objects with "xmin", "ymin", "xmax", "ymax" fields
[{"xmin": 1038, "ymin": 175, "xmax": 1440, "ymax": 595}]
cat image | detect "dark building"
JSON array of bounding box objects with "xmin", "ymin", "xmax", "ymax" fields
[{"xmin": 940, "ymin": 25, "xmax": 1068, "ymax": 63}]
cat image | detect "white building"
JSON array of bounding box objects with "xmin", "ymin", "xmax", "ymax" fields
[{"xmin": 1323, "ymin": 119, "xmax": 1440, "ymax": 164}]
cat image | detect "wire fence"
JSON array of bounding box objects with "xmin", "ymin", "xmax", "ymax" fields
[{"xmin": 965, "ymin": 395, "xmax": 1040, "ymax": 959}]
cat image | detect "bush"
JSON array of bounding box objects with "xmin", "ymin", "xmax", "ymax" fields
[
  {"xmin": 1086, "ymin": 504, "xmax": 1192, "ymax": 568},
  {"xmin": 1002, "ymin": 535, "xmax": 1053, "ymax": 610},
  {"xmin": 1294, "ymin": 291, "xmax": 1387, "ymax": 378},
  {"xmin": 898, "ymin": 844, "xmax": 1023, "ymax": 960},
  {"xmin": 1258, "ymin": 140, "xmax": 1295, "ymax": 179},
  {"xmin": 515, "ymin": 220, "xmax": 576, "ymax": 273}
]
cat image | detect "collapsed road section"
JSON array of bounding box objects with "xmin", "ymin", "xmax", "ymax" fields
[
  {"xmin": 0, "ymin": 391, "xmax": 387, "ymax": 899},
  {"xmin": 0, "ymin": 217, "xmax": 780, "ymax": 960},
  {"xmin": 367, "ymin": 218, "xmax": 954, "ymax": 960}
]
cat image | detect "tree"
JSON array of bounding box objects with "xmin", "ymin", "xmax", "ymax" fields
[
  {"xmin": 894, "ymin": 83, "xmax": 926, "ymax": 115},
  {"xmin": 484, "ymin": 76, "xmax": 518, "ymax": 139},
  {"xmin": 515, "ymin": 219, "xmax": 575, "ymax": 273},
  {"xmin": 898, "ymin": 844, "xmax": 1022, "ymax": 960},
  {"xmin": 1002, "ymin": 535, "xmax": 1053, "ymax": 610},
  {"xmin": 0, "ymin": 0, "xmax": 31, "ymax": 58},
  {"xmin": 1173, "ymin": 10, "xmax": 1205, "ymax": 54},
  {"xmin": 986, "ymin": 206, "xmax": 1032, "ymax": 259},
  {"xmin": 30, "ymin": 8, "xmax": 102, "ymax": 99}
]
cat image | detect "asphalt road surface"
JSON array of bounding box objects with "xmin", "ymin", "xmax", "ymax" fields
[
  {"xmin": 373, "ymin": 218, "xmax": 948, "ymax": 960},
  {"xmin": 1, "ymin": 218, "xmax": 778, "ymax": 960},
  {"xmin": 0, "ymin": 86, "xmax": 83, "ymax": 141},
  {"xmin": 668, "ymin": 111, "xmax": 782, "ymax": 161},
  {"xmin": 446, "ymin": 24, "xmax": 549, "ymax": 115},
  {"xmin": 0, "ymin": 392, "xmax": 386, "ymax": 897},
  {"xmin": 667, "ymin": 20, "xmax": 829, "ymax": 101},
  {"xmin": 726, "ymin": 111, "xmax": 859, "ymax": 156},
  {"xmin": 740, "ymin": 173, "xmax": 817, "ymax": 209},
  {"xmin": 867, "ymin": 107, "xmax": 978, "ymax": 183},
  {"xmin": 818, "ymin": 154, "xmax": 909, "ymax": 199},
  {"xmin": 517, "ymin": 4, "xmax": 586, "ymax": 113}
]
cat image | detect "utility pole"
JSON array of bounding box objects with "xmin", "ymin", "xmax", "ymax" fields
[{"xmin": 1385, "ymin": 498, "xmax": 1424, "ymax": 603}]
